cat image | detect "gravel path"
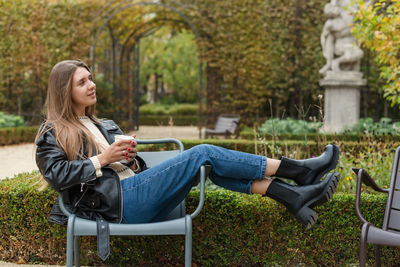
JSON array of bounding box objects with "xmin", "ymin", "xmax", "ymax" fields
[{"xmin": 0, "ymin": 125, "xmax": 202, "ymax": 180}]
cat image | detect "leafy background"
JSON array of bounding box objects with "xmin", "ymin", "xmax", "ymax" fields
[{"xmin": 0, "ymin": 0, "xmax": 398, "ymax": 127}]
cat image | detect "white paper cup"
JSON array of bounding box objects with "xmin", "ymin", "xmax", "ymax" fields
[
  {"xmin": 114, "ymin": 135, "xmax": 135, "ymax": 142},
  {"xmin": 114, "ymin": 135, "xmax": 135, "ymax": 163}
]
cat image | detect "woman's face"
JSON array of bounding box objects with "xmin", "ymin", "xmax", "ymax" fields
[{"xmin": 71, "ymin": 67, "xmax": 96, "ymax": 116}]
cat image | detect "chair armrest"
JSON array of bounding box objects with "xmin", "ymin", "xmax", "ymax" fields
[
  {"xmin": 353, "ymin": 168, "xmax": 388, "ymax": 224},
  {"xmin": 191, "ymin": 165, "xmax": 211, "ymax": 219},
  {"xmin": 352, "ymin": 168, "xmax": 388, "ymax": 193}
]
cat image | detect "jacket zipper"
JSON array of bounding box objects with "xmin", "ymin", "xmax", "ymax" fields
[{"xmin": 74, "ymin": 186, "xmax": 89, "ymax": 208}]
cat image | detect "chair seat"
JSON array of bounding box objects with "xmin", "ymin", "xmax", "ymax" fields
[
  {"xmin": 366, "ymin": 224, "xmax": 400, "ymax": 247},
  {"xmin": 72, "ymin": 215, "xmax": 190, "ymax": 236}
]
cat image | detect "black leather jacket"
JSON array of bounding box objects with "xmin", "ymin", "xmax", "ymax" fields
[{"xmin": 35, "ymin": 119, "xmax": 147, "ymax": 225}]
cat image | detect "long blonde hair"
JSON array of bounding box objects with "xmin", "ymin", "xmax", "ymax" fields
[{"xmin": 36, "ymin": 60, "xmax": 100, "ymax": 160}]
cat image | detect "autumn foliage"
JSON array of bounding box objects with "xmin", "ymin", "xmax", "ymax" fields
[
  {"xmin": 0, "ymin": 0, "xmax": 396, "ymax": 127},
  {"xmin": 353, "ymin": 0, "xmax": 400, "ymax": 106}
]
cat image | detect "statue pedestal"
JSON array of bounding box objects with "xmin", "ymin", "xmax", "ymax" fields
[{"xmin": 320, "ymin": 71, "xmax": 366, "ymax": 133}]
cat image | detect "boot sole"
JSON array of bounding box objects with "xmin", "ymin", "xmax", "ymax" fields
[
  {"xmin": 294, "ymin": 172, "xmax": 341, "ymax": 229},
  {"xmin": 310, "ymin": 144, "xmax": 340, "ymax": 184},
  {"xmin": 309, "ymin": 172, "xmax": 341, "ymax": 208}
]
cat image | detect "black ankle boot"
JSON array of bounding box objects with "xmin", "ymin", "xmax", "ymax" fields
[
  {"xmin": 265, "ymin": 172, "xmax": 340, "ymax": 228},
  {"xmin": 274, "ymin": 144, "xmax": 340, "ymax": 185}
]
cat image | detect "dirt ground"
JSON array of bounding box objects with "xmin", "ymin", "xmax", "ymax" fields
[{"xmin": 0, "ymin": 125, "xmax": 202, "ymax": 180}]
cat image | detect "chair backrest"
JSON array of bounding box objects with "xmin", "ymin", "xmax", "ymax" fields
[
  {"xmin": 383, "ymin": 147, "xmax": 400, "ymax": 231},
  {"xmin": 137, "ymin": 150, "xmax": 181, "ymax": 168},
  {"xmin": 136, "ymin": 138, "xmax": 184, "ymax": 168},
  {"xmin": 214, "ymin": 115, "xmax": 240, "ymax": 133}
]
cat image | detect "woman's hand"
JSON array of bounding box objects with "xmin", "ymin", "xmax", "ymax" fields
[{"xmin": 97, "ymin": 135, "xmax": 137, "ymax": 167}]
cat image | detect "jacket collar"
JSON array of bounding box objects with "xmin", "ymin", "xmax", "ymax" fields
[{"xmin": 95, "ymin": 120, "xmax": 118, "ymax": 145}]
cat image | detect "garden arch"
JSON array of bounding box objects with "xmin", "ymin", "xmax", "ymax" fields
[{"xmin": 90, "ymin": 1, "xmax": 205, "ymax": 137}]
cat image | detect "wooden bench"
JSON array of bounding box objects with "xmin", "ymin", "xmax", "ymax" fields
[
  {"xmin": 353, "ymin": 146, "xmax": 400, "ymax": 266},
  {"xmin": 205, "ymin": 114, "xmax": 240, "ymax": 138}
]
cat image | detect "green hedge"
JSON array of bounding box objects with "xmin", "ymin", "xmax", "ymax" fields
[
  {"xmin": 139, "ymin": 115, "xmax": 198, "ymax": 126},
  {"xmin": 0, "ymin": 126, "xmax": 39, "ymax": 145},
  {"xmin": 139, "ymin": 104, "xmax": 198, "ymax": 115},
  {"xmin": 170, "ymin": 139, "xmax": 397, "ymax": 160},
  {"xmin": 0, "ymin": 112, "xmax": 25, "ymax": 128},
  {"xmin": 0, "ymin": 172, "xmax": 399, "ymax": 266},
  {"xmin": 240, "ymin": 127, "xmax": 400, "ymax": 142}
]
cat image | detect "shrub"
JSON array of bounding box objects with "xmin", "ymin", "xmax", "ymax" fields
[
  {"xmin": 257, "ymin": 117, "xmax": 400, "ymax": 137},
  {"xmin": 344, "ymin": 117, "xmax": 400, "ymax": 135},
  {"xmin": 338, "ymin": 143, "xmax": 394, "ymax": 193},
  {"xmin": 0, "ymin": 112, "xmax": 25, "ymax": 128},
  {"xmin": 1, "ymin": 172, "xmax": 399, "ymax": 266},
  {"xmin": 139, "ymin": 104, "xmax": 198, "ymax": 116},
  {"xmin": 0, "ymin": 126, "xmax": 38, "ymax": 145},
  {"xmin": 258, "ymin": 118, "xmax": 322, "ymax": 135},
  {"xmin": 241, "ymin": 126, "xmax": 400, "ymax": 142},
  {"xmin": 139, "ymin": 115, "xmax": 198, "ymax": 126}
]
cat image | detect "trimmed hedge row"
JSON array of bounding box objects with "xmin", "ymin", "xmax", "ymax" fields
[
  {"xmin": 0, "ymin": 172, "xmax": 398, "ymax": 266},
  {"xmin": 0, "ymin": 126, "xmax": 39, "ymax": 145},
  {"xmin": 139, "ymin": 115, "xmax": 198, "ymax": 126},
  {"xmin": 147, "ymin": 139, "xmax": 399, "ymax": 159},
  {"xmin": 240, "ymin": 128, "xmax": 400, "ymax": 142},
  {"xmin": 0, "ymin": 126, "xmax": 398, "ymax": 163}
]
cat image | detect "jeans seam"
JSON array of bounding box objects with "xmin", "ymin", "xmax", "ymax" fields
[
  {"xmin": 192, "ymin": 148, "xmax": 265, "ymax": 179},
  {"xmin": 191, "ymin": 148, "xmax": 261, "ymax": 168}
]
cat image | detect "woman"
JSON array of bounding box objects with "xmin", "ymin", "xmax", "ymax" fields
[{"xmin": 35, "ymin": 60, "xmax": 340, "ymax": 231}]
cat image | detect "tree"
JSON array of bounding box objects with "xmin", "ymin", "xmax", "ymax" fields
[
  {"xmin": 140, "ymin": 28, "xmax": 200, "ymax": 103},
  {"xmin": 352, "ymin": 0, "xmax": 400, "ymax": 107},
  {"xmin": 0, "ymin": 0, "xmax": 95, "ymax": 124}
]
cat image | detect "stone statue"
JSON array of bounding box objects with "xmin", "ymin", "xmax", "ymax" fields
[
  {"xmin": 319, "ymin": 0, "xmax": 372, "ymax": 76},
  {"xmin": 319, "ymin": 0, "xmax": 374, "ymax": 133}
]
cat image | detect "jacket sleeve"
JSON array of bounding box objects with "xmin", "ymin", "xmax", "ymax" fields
[{"xmin": 35, "ymin": 129, "xmax": 98, "ymax": 192}]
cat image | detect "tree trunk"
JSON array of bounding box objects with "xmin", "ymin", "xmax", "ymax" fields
[{"xmin": 205, "ymin": 64, "xmax": 223, "ymax": 126}]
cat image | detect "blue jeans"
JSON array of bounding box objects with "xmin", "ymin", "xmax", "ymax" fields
[{"xmin": 121, "ymin": 144, "xmax": 267, "ymax": 223}]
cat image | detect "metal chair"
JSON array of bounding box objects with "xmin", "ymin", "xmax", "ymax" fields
[
  {"xmin": 58, "ymin": 138, "xmax": 210, "ymax": 267},
  {"xmin": 353, "ymin": 147, "xmax": 400, "ymax": 267}
]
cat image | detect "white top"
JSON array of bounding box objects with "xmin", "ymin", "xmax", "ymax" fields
[{"xmin": 79, "ymin": 116, "xmax": 135, "ymax": 180}]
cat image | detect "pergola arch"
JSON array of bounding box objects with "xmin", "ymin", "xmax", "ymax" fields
[{"xmin": 89, "ymin": 1, "xmax": 204, "ymax": 136}]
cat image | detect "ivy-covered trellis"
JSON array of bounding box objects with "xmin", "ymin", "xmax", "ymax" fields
[{"xmin": 89, "ymin": 1, "xmax": 205, "ymax": 136}]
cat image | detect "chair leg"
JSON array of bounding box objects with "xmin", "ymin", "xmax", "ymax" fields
[
  {"xmin": 359, "ymin": 223, "xmax": 369, "ymax": 267},
  {"xmin": 74, "ymin": 236, "xmax": 80, "ymax": 267},
  {"xmin": 185, "ymin": 215, "xmax": 192, "ymax": 267},
  {"xmin": 66, "ymin": 215, "xmax": 76, "ymax": 267},
  {"xmin": 374, "ymin": 245, "xmax": 381, "ymax": 267}
]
